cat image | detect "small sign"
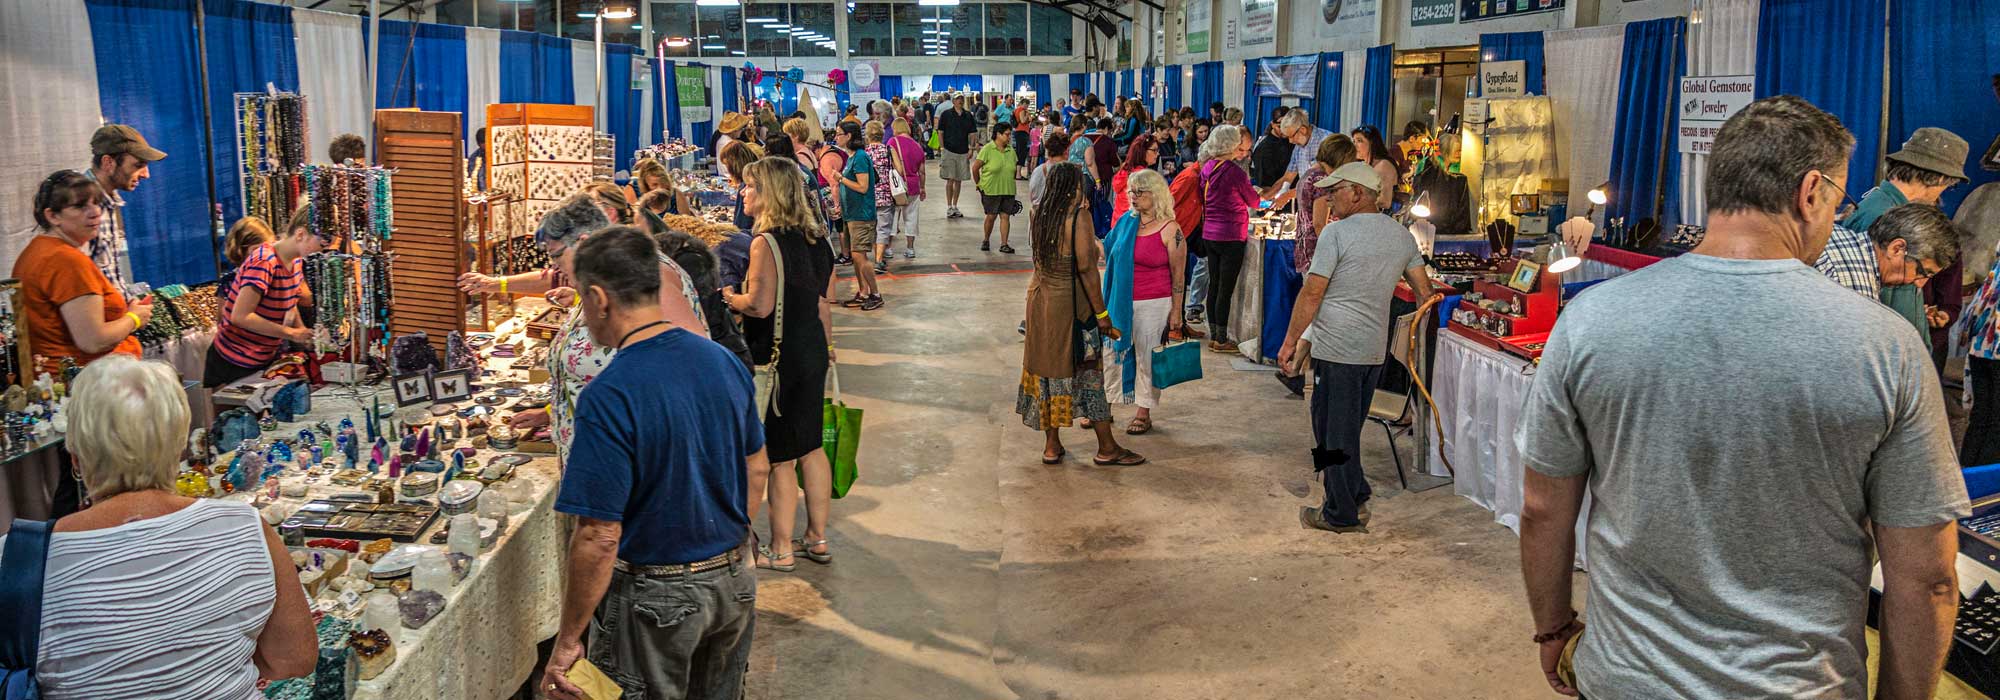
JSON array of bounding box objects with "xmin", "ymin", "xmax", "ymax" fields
[
  {"xmin": 1677, "ymin": 121, "xmax": 1728, "ymax": 155},
  {"xmin": 1479, "ymin": 60, "xmax": 1527, "ymax": 97},
  {"xmin": 1462, "ymin": 0, "xmax": 1564, "ymax": 23},
  {"xmin": 1411, "ymin": 0, "xmax": 1457, "ymax": 25},
  {"xmin": 631, "ymin": 56, "xmax": 648, "ymax": 91},
  {"xmin": 1677, "ymin": 74, "xmax": 1755, "ymax": 155}
]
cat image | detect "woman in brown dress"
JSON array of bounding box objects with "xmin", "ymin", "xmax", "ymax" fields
[{"xmin": 1016, "ymin": 161, "xmax": 1146, "ymax": 467}]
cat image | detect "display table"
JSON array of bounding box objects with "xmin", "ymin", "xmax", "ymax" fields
[{"xmin": 143, "ymin": 329, "xmax": 216, "ymax": 382}]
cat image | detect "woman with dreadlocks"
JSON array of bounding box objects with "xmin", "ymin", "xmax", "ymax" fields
[{"xmin": 1016, "ymin": 161, "xmax": 1147, "ymax": 467}]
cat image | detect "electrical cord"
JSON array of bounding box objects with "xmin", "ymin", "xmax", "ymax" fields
[{"xmin": 1405, "ymin": 292, "xmax": 1454, "ymax": 477}]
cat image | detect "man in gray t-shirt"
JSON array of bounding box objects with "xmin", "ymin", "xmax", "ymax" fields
[
  {"xmin": 1279, "ymin": 162, "xmax": 1434, "ymax": 533},
  {"xmin": 1518, "ymin": 96, "xmax": 1967, "ymax": 700}
]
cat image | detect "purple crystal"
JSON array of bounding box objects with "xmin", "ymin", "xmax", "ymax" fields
[{"xmin": 398, "ymin": 590, "xmax": 445, "ymax": 629}]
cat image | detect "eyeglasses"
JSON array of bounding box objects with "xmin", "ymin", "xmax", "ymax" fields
[
  {"xmin": 1814, "ymin": 172, "xmax": 1858, "ymax": 213},
  {"xmin": 1909, "ymin": 255, "xmax": 1941, "ymax": 281}
]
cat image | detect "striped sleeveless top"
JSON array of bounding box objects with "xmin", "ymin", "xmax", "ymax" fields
[
  {"xmin": 214, "ymin": 242, "xmax": 306, "ymax": 368},
  {"xmin": 0, "ymin": 499, "xmax": 277, "ymax": 699}
]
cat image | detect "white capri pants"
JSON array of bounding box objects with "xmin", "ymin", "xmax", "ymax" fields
[{"xmin": 1130, "ymin": 296, "xmax": 1173, "ymax": 409}]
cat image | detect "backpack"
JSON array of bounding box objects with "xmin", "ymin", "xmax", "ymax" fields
[{"xmin": 1, "ymin": 519, "xmax": 53, "ymax": 700}]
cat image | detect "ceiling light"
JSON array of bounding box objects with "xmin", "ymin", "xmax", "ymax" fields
[
  {"xmin": 769, "ymin": 23, "xmax": 791, "ymax": 28},
  {"xmin": 731, "ymin": 50, "xmax": 746, "ymax": 55},
  {"xmin": 576, "ymin": 11, "xmax": 597, "ymax": 18},
  {"xmin": 747, "ymin": 17, "xmax": 777, "ymax": 23},
  {"xmin": 694, "ymin": 0, "xmax": 740, "ymax": 6},
  {"xmin": 600, "ymin": 4, "xmax": 637, "ymax": 19},
  {"xmin": 917, "ymin": 0, "xmax": 960, "ymax": 5},
  {"xmin": 629, "ymin": 24, "xmax": 642, "ymax": 29},
  {"xmin": 702, "ymin": 44, "xmax": 725, "ymax": 50},
  {"xmin": 665, "ymin": 37, "xmax": 691, "ymax": 47},
  {"xmin": 922, "ymin": 28, "xmax": 937, "ymax": 33}
]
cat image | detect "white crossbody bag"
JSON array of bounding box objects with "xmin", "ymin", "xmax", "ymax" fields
[{"xmin": 752, "ymin": 231, "xmax": 784, "ymax": 417}]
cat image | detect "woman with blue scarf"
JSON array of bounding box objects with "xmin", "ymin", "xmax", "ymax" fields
[{"xmin": 1100, "ymin": 169, "xmax": 1189, "ymax": 434}]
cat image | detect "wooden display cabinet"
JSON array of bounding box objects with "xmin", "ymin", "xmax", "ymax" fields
[{"xmin": 373, "ymin": 109, "xmax": 468, "ymax": 352}]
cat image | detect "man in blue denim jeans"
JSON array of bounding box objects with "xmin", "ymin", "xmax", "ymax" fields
[{"xmin": 541, "ymin": 227, "xmax": 770, "ymax": 700}]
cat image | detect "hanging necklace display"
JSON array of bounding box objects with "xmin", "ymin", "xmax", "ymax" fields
[
  {"xmin": 300, "ymin": 162, "xmax": 398, "ymax": 395},
  {"xmin": 234, "ymin": 92, "xmax": 309, "ymax": 223}
]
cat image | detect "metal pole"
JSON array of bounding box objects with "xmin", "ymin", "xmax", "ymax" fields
[
  {"xmin": 194, "ymin": 0, "xmax": 225, "ymax": 279},
  {"xmin": 369, "ymin": 0, "xmax": 379, "ymax": 152},
  {"xmin": 596, "ymin": 14, "xmax": 606, "ymax": 132}
]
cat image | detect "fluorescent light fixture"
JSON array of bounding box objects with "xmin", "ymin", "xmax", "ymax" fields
[
  {"xmin": 702, "ymin": 44, "xmax": 725, "ymax": 50},
  {"xmin": 769, "ymin": 23, "xmax": 791, "ymax": 28},
  {"xmin": 917, "ymin": 0, "xmax": 960, "ymax": 5},
  {"xmin": 577, "ymin": 11, "xmax": 597, "ymax": 18},
  {"xmin": 601, "ymin": 5, "xmax": 637, "ymax": 19},
  {"xmin": 747, "ymin": 17, "xmax": 777, "ymax": 23},
  {"xmin": 629, "ymin": 24, "xmax": 642, "ymax": 29},
  {"xmin": 731, "ymin": 50, "xmax": 746, "ymax": 55},
  {"xmin": 665, "ymin": 37, "xmax": 691, "ymax": 47},
  {"xmin": 922, "ymin": 28, "xmax": 937, "ymax": 33},
  {"xmin": 694, "ymin": 0, "xmax": 740, "ymax": 6},
  {"xmin": 790, "ymin": 28, "xmax": 809, "ymax": 34}
]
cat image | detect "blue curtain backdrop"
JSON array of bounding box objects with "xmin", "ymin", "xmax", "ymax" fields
[
  {"xmin": 687, "ymin": 64, "xmax": 712, "ymax": 153},
  {"xmin": 1608, "ymin": 17, "xmax": 1687, "ymax": 225},
  {"xmin": 202, "ymin": 0, "xmax": 299, "ymax": 233},
  {"xmin": 1102, "ymin": 71, "xmax": 1115, "ymax": 99},
  {"xmin": 1192, "ymin": 61, "xmax": 1224, "ymax": 115},
  {"xmin": 751, "ymin": 75, "xmax": 796, "ymax": 116},
  {"xmin": 603, "ymin": 44, "xmax": 640, "ymax": 172},
  {"xmin": 933, "ymin": 74, "xmax": 982, "ymax": 93},
  {"xmin": 721, "ymin": 66, "xmax": 740, "ymax": 120},
  {"xmin": 878, "ymin": 75, "xmax": 903, "ymax": 100},
  {"xmin": 1361, "ymin": 44, "xmax": 1394, "ymax": 133},
  {"xmin": 534, "ymin": 34, "xmax": 573, "ymax": 104},
  {"xmin": 1477, "ymin": 31, "xmax": 1545, "ymax": 96},
  {"xmin": 1313, "ymin": 52, "xmax": 1342, "ymax": 131},
  {"xmin": 1890, "ymin": 0, "xmax": 2000, "ymax": 214},
  {"xmin": 1242, "ymin": 60, "xmax": 1263, "ymax": 128},
  {"xmin": 651, "ymin": 59, "xmax": 681, "ymax": 144},
  {"xmin": 1164, "ymin": 66, "xmax": 1183, "ymax": 111},
  {"xmin": 1140, "ymin": 67, "xmax": 1155, "ymax": 110},
  {"xmin": 86, "ymin": 0, "xmax": 216, "ymax": 286},
  {"xmin": 1069, "ymin": 72, "xmax": 1087, "ymax": 98},
  {"xmin": 1118, "ymin": 69, "xmax": 1133, "ymax": 99},
  {"xmin": 498, "ymin": 30, "xmax": 535, "ymax": 103},
  {"xmin": 1758, "ymin": 0, "xmax": 1884, "ymax": 189},
  {"xmin": 1014, "ymin": 74, "xmax": 1051, "ymax": 108}
]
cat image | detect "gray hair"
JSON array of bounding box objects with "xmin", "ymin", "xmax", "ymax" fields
[
  {"xmin": 535, "ymin": 193, "xmax": 611, "ymax": 245},
  {"xmin": 1199, "ymin": 124, "xmax": 1245, "ymax": 162},
  {"xmin": 1870, "ymin": 203, "xmax": 1965, "ymax": 268},
  {"xmin": 68, "ymin": 356, "xmax": 189, "ymax": 501},
  {"xmin": 1280, "ymin": 108, "xmax": 1311, "ymax": 131},
  {"xmin": 1706, "ymin": 95, "xmax": 1855, "ymax": 219}
]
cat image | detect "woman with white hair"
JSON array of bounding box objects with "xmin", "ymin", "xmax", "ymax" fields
[
  {"xmin": 1198, "ymin": 124, "xmax": 1260, "ymax": 353},
  {"xmin": 1, "ymin": 356, "xmax": 317, "ymax": 698},
  {"xmin": 1102, "ymin": 168, "xmax": 1189, "ymax": 434}
]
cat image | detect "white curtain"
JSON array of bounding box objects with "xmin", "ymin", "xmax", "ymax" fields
[
  {"xmin": 572, "ymin": 39, "xmax": 598, "ymax": 110},
  {"xmin": 1543, "ymin": 25, "xmax": 1625, "ymax": 218},
  {"xmin": 907, "ymin": 75, "xmax": 933, "ymax": 96},
  {"xmin": 294, "ymin": 8, "xmax": 369, "ymax": 163},
  {"xmin": 1340, "ymin": 48, "xmax": 1366, "ymax": 132},
  {"xmin": 1221, "ymin": 61, "xmax": 1244, "ymax": 120},
  {"xmin": 465, "ymin": 27, "xmax": 502, "ymax": 143},
  {"xmin": 1679, "ymin": 0, "xmax": 1758, "ymax": 226},
  {"xmin": 0, "ymin": 0, "xmax": 101, "ymax": 272},
  {"xmin": 982, "ymin": 74, "xmax": 1009, "ymax": 94}
]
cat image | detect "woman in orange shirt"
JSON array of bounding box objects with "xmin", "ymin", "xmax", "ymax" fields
[{"xmin": 17, "ymin": 170, "xmax": 152, "ymax": 375}]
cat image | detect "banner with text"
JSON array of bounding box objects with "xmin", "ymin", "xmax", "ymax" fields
[
  {"xmin": 1461, "ymin": 0, "xmax": 1564, "ymax": 23},
  {"xmin": 1676, "ymin": 74, "xmax": 1755, "ymax": 154},
  {"xmin": 1183, "ymin": 0, "xmax": 1211, "ymax": 55},
  {"xmin": 1411, "ymin": 0, "xmax": 1457, "ymax": 25},
  {"xmin": 676, "ymin": 66, "xmax": 711, "ymax": 123},
  {"xmin": 1318, "ymin": 0, "xmax": 1378, "ymax": 42},
  {"xmin": 1241, "ymin": 0, "xmax": 1276, "ymax": 47},
  {"xmin": 1479, "ymin": 60, "xmax": 1527, "ymax": 97},
  {"xmin": 849, "ymin": 60, "xmax": 882, "ymax": 104},
  {"xmin": 1256, "ymin": 55, "xmax": 1321, "ymax": 98}
]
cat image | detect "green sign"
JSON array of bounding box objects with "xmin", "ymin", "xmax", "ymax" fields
[
  {"xmin": 1411, "ymin": 0, "xmax": 1457, "ymax": 25},
  {"xmin": 675, "ymin": 66, "xmax": 710, "ymax": 123},
  {"xmin": 1183, "ymin": 0, "xmax": 1211, "ymax": 54}
]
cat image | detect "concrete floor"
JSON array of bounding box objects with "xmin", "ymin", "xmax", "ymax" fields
[{"xmin": 745, "ymin": 172, "xmax": 1557, "ymax": 699}]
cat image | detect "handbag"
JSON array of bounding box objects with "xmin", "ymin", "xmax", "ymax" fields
[
  {"xmin": 887, "ymin": 147, "xmax": 911, "ymax": 206},
  {"xmin": 1, "ymin": 519, "xmax": 53, "ymax": 700},
  {"xmin": 812, "ymin": 364, "xmax": 863, "ymax": 499},
  {"xmin": 751, "ymin": 231, "xmax": 785, "ymax": 418},
  {"xmin": 1150, "ymin": 334, "xmax": 1204, "ymax": 389}
]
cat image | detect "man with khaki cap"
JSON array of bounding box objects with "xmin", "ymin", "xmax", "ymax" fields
[
  {"xmin": 86, "ymin": 124, "xmax": 166, "ymax": 290},
  {"xmin": 1277, "ymin": 161, "xmax": 1438, "ymax": 534},
  {"xmin": 1819, "ymin": 126, "xmax": 1970, "ymax": 352}
]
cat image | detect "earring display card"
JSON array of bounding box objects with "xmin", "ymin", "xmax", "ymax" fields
[
  {"xmin": 290, "ymin": 500, "xmax": 440, "ymax": 543},
  {"xmin": 491, "ymin": 126, "xmax": 528, "ymax": 165},
  {"xmin": 527, "ymin": 125, "xmax": 596, "ymax": 163},
  {"xmin": 489, "ymin": 163, "xmax": 526, "ymax": 200},
  {"xmin": 525, "ymin": 164, "xmax": 594, "ymax": 201}
]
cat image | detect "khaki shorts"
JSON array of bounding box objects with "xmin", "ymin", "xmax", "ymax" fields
[
  {"xmin": 845, "ymin": 220, "xmax": 878, "ymax": 252},
  {"xmin": 938, "ymin": 151, "xmax": 971, "ymax": 180}
]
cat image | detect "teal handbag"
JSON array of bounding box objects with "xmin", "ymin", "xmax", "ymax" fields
[{"xmin": 1149, "ymin": 338, "xmax": 1203, "ymax": 390}]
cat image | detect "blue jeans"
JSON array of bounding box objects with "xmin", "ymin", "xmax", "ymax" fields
[
  {"xmin": 588, "ymin": 557, "xmax": 756, "ymax": 700},
  {"xmin": 1185, "ymin": 253, "xmax": 1208, "ymax": 314},
  {"xmin": 1310, "ymin": 359, "xmax": 1381, "ymax": 526}
]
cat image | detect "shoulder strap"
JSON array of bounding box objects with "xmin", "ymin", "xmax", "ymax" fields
[
  {"xmin": 759, "ymin": 232, "xmax": 785, "ymax": 355},
  {"xmin": 0, "ymin": 519, "xmax": 53, "ymax": 672}
]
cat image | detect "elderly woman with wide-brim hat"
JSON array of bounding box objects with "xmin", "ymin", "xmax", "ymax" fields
[{"xmin": 714, "ymin": 111, "xmax": 755, "ymax": 179}]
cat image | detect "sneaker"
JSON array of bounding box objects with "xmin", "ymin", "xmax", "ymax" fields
[
  {"xmin": 980, "ymin": 241, "xmax": 991, "ymax": 252},
  {"xmin": 998, "ymin": 244, "xmax": 1015, "ymax": 254},
  {"xmin": 1275, "ymin": 371, "xmax": 1305, "ymax": 397},
  {"xmin": 904, "ymin": 249, "xmax": 917, "ymax": 259},
  {"xmin": 948, "ymin": 208, "xmax": 964, "ymax": 219},
  {"xmin": 841, "ymin": 295, "xmax": 867, "ymax": 308},
  {"xmin": 1186, "ymin": 310, "xmax": 1206, "ymax": 326},
  {"xmin": 1300, "ymin": 507, "xmax": 1368, "ymax": 534},
  {"xmin": 1017, "ymin": 321, "xmax": 1027, "ymax": 335},
  {"xmin": 873, "ymin": 259, "xmax": 889, "ymax": 274},
  {"xmin": 835, "ymin": 254, "xmax": 853, "ymax": 266},
  {"xmin": 1207, "ymin": 340, "xmax": 1238, "ymax": 354},
  {"xmin": 860, "ymin": 295, "xmax": 885, "ymax": 311}
]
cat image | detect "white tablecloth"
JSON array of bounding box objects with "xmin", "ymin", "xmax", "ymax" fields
[
  {"xmin": 1425, "ymin": 331, "xmax": 1588, "ymax": 562},
  {"xmin": 143, "ymin": 328, "xmax": 215, "ymax": 381},
  {"xmin": 1229, "ymin": 237, "xmax": 1267, "ymax": 363}
]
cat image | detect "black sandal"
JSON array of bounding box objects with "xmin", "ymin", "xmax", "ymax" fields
[{"xmin": 1093, "ymin": 449, "xmax": 1147, "ymax": 466}]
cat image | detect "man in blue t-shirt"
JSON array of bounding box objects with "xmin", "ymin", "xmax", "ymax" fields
[{"xmin": 541, "ymin": 227, "xmax": 768, "ymax": 700}]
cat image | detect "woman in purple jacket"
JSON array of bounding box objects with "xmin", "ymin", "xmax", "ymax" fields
[{"xmin": 1198, "ymin": 125, "xmax": 1261, "ymax": 352}]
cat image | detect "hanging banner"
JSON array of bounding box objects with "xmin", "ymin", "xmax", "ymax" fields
[
  {"xmin": 849, "ymin": 60, "xmax": 882, "ymax": 105},
  {"xmin": 1677, "ymin": 74, "xmax": 1755, "ymax": 154},
  {"xmin": 1411, "ymin": 0, "xmax": 1457, "ymax": 25},
  {"xmin": 1479, "ymin": 60, "xmax": 1527, "ymax": 97},
  {"xmin": 1183, "ymin": 0, "xmax": 1211, "ymax": 55},
  {"xmin": 631, "ymin": 56, "xmax": 648, "ymax": 91},
  {"xmin": 1255, "ymin": 55, "xmax": 1320, "ymax": 98},
  {"xmin": 675, "ymin": 66, "xmax": 710, "ymax": 123},
  {"xmin": 1240, "ymin": 0, "xmax": 1276, "ymax": 48},
  {"xmin": 1318, "ymin": 0, "xmax": 1378, "ymax": 42},
  {"xmin": 1461, "ymin": 0, "xmax": 1564, "ymax": 23}
]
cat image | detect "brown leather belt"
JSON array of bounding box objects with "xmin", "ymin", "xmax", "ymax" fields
[{"xmin": 614, "ymin": 549, "xmax": 740, "ymax": 577}]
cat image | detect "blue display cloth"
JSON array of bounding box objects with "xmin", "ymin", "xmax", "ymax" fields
[
  {"xmin": 1069, "ymin": 73, "xmax": 1088, "ymax": 97},
  {"xmin": 878, "ymin": 75, "xmax": 903, "ymax": 101},
  {"xmin": 651, "ymin": 58, "xmax": 680, "ymax": 144},
  {"xmin": 1968, "ymin": 463, "xmax": 2000, "ymax": 501},
  {"xmin": 1259, "ymin": 238, "xmax": 1303, "ymax": 363},
  {"xmin": 1191, "ymin": 61, "xmax": 1225, "ymax": 115}
]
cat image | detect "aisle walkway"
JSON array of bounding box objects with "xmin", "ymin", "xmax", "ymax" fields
[{"xmin": 744, "ymin": 171, "xmax": 1554, "ymax": 698}]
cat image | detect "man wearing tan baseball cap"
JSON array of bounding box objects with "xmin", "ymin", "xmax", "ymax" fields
[{"xmin": 85, "ymin": 124, "xmax": 167, "ymax": 289}]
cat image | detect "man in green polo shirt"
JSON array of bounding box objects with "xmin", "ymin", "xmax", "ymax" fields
[{"xmin": 1843, "ymin": 127, "xmax": 1969, "ymax": 350}]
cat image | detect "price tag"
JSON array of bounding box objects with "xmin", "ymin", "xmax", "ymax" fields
[{"xmin": 337, "ymin": 589, "xmax": 365, "ymax": 616}]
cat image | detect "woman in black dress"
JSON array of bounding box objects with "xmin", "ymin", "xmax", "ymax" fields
[{"xmin": 723, "ymin": 157, "xmax": 836, "ymax": 572}]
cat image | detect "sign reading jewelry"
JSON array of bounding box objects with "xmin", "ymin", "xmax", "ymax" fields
[{"xmin": 1676, "ymin": 74, "xmax": 1755, "ymax": 155}]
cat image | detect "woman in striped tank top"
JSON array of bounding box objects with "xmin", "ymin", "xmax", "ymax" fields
[
  {"xmin": 1, "ymin": 356, "xmax": 317, "ymax": 698},
  {"xmin": 202, "ymin": 206, "xmax": 326, "ymax": 388}
]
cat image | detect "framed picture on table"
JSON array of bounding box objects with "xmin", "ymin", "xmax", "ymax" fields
[
  {"xmin": 392, "ymin": 373, "xmax": 432, "ymax": 407},
  {"xmin": 1508, "ymin": 260, "xmax": 1542, "ymax": 293},
  {"xmin": 430, "ymin": 369, "xmax": 474, "ymax": 404}
]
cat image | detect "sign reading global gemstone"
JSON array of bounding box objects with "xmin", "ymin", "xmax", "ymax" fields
[{"xmin": 1676, "ymin": 74, "xmax": 1755, "ymax": 155}]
